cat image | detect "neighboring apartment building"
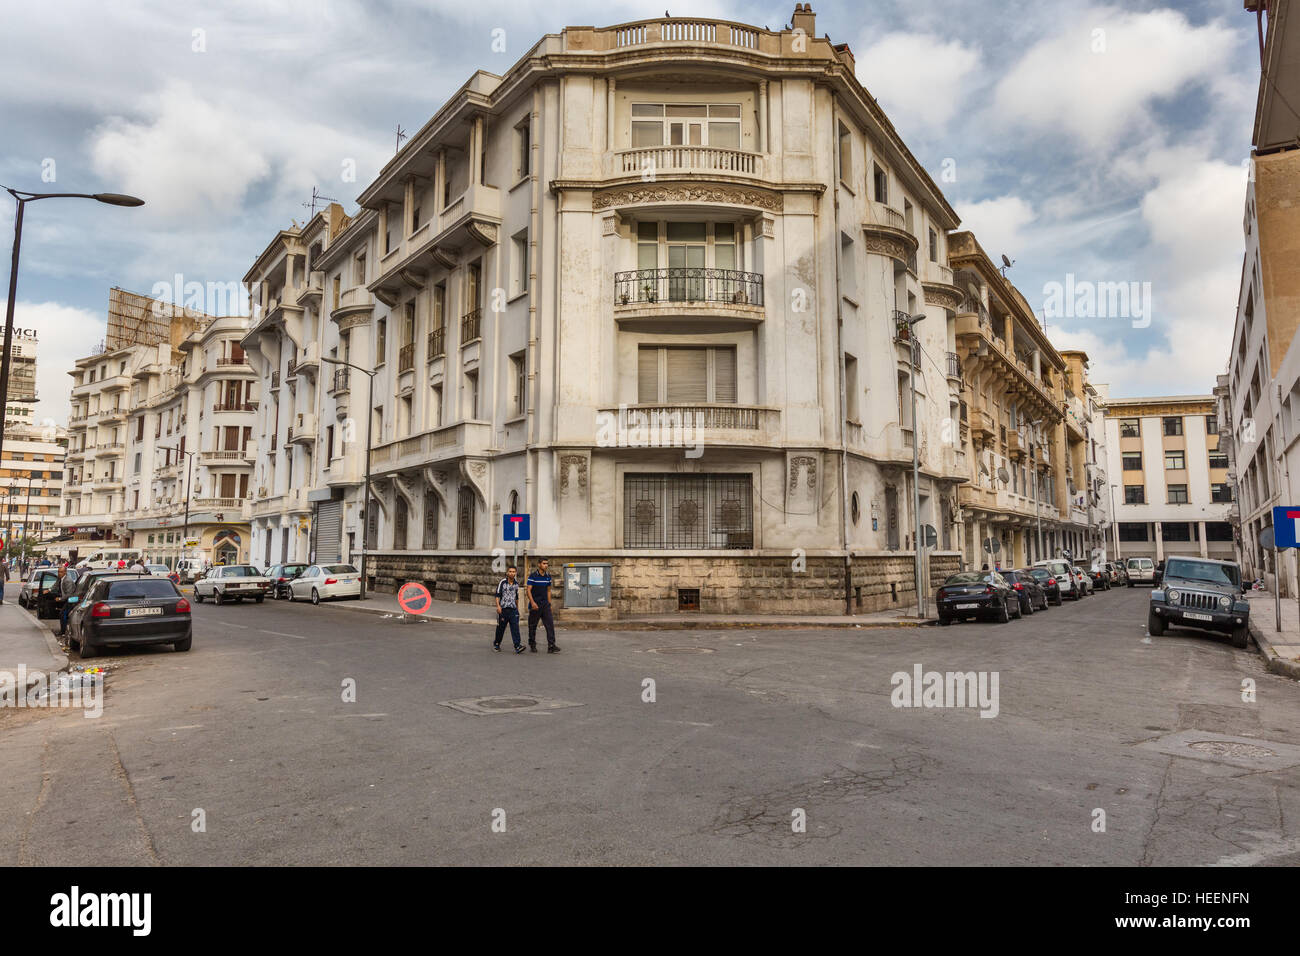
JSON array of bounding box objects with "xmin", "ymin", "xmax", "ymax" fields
[
  {"xmin": 242, "ymin": 202, "xmax": 360, "ymax": 570},
  {"xmin": 56, "ymin": 290, "xmax": 256, "ymax": 566},
  {"xmin": 0, "ymin": 423, "xmax": 67, "ymax": 546},
  {"xmin": 3, "ymin": 327, "xmax": 40, "ymax": 432},
  {"xmin": 248, "ymin": 6, "xmax": 987, "ymax": 615},
  {"xmin": 1102, "ymin": 396, "xmax": 1234, "ymax": 562}
]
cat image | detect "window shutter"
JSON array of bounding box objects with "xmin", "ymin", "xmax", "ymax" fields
[
  {"xmin": 665, "ymin": 348, "xmax": 707, "ymax": 403},
  {"xmin": 638, "ymin": 348, "xmax": 660, "ymax": 403},
  {"xmin": 713, "ymin": 348, "xmax": 737, "ymax": 404}
]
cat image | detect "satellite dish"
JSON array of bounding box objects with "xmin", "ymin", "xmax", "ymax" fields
[
  {"xmin": 1001, "ymin": 254, "xmax": 1012, "ymax": 268},
  {"xmin": 1259, "ymin": 525, "xmax": 1276, "ymax": 550},
  {"xmin": 997, "ymin": 466, "xmax": 1011, "ymax": 484},
  {"xmin": 983, "ymin": 538, "xmax": 1002, "ymax": 554},
  {"xmin": 979, "ymin": 459, "xmax": 990, "ymax": 476},
  {"xmin": 923, "ymin": 525, "xmax": 938, "ymax": 549}
]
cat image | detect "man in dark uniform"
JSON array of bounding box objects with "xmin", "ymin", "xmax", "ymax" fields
[{"xmin": 526, "ymin": 558, "xmax": 560, "ymax": 654}]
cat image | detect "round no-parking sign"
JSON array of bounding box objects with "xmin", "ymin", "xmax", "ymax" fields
[{"xmin": 398, "ymin": 582, "xmax": 432, "ymax": 615}]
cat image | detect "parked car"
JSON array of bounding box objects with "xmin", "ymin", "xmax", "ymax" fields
[
  {"xmin": 19, "ymin": 568, "xmax": 62, "ymax": 618},
  {"xmin": 69, "ymin": 575, "xmax": 192, "ymax": 659},
  {"xmin": 1026, "ymin": 567, "xmax": 1063, "ymax": 606},
  {"xmin": 1147, "ymin": 556, "xmax": 1251, "ymax": 648},
  {"xmin": 935, "ymin": 570, "xmax": 1021, "ymax": 625},
  {"xmin": 1033, "ymin": 559, "xmax": 1081, "ymax": 601},
  {"xmin": 1073, "ymin": 566, "xmax": 1094, "ymax": 595},
  {"xmin": 1088, "ymin": 565, "xmax": 1112, "ymax": 591},
  {"xmin": 1002, "ymin": 569, "xmax": 1049, "ymax": 614},
  {"xmin": 1105, "ymin": 562, "xmax": 1128, "ymax": 586},
  {"xmin": 1126, "ymin": 557, "xmax": 1156, "ymax": 586},
  {"xmin": 175, "ymin": 558, "xmax": 205, "ymax": 584},
  {"xmin": 144, "ymin": 564, "xmax": 173, "ymax": 577},
  {"xmin": 193, "ymin": 565, "xmax": 271, "ymax": 604},
  {"xmin": 266, "ymin": 563, "xmax": 309, "ymax": 600},
  {"xmin": 289, "ymin": 564, "xmax": 363, "ymax": 604}
]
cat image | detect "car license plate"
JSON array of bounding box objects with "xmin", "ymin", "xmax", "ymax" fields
[
  {"xmin": 1183, "ymin": 611, "xmax": 1213, "ymax": 622},
  {"xmin": 957, "ymin": 603, "xmax": 979, "ymax": 610},
  {"xmin": 124, "ymin": 607, "xmax": 162, "ymax": 617}
]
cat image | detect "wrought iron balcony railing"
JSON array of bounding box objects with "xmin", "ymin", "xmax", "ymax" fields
[
  {"xmin": 614, "ymin": 268, "xmax": 763, "ymax": 307},
  {"xmin": 427, "ymin": 327, "xmax": 445, "ymax": 360},
  {"xmin": 398, "ymin": 342, "xmax": 415, "ymax": 372},
  {"xmin": 461, "ymin": 308, "xmax": 482, "ymax": 343}
]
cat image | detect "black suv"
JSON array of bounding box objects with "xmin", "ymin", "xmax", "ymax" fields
[{"xmin": 1148, "ymin": 556, "xmax": 1250, "ymax": 647}]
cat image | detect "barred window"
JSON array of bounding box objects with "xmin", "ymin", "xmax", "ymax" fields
[
  {"xmin": 423, "ymin": 492, "xmax": 439, "ymax": 549},
  {"xmin": 457, "ymin": 485, "xmax": 475, "ymax": 549},
  {"xmin": 623, "ymin": 473, "xmax": 753, "ymax": 549}
]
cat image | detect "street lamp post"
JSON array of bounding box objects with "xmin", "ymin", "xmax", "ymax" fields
[
  {"xmin": 322, "ymin": 357, "xmax": 373, "ymax": 599},
  {"xmin": 1, "ymin": 186, "xmax": 143, "ymax": 468},
  {"xmin": 1109, "ymin": 482, "xmax": 1121, "ymax": 561},
  {"xmin": 178, "ymin": 449, "xmax": 197, "ymax": 566}
]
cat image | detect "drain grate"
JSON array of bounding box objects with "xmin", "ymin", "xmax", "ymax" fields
[
  {"xmin": 1189, "ymin": 740, "xmax": 1278, "ymax": 759},
  {"xmin": 650, "ymin": 646, "xmax": 715, "ymax": 655},
  {"xmin": 478, "ymin": 697, "xmax": 540, "ymax": 710}
]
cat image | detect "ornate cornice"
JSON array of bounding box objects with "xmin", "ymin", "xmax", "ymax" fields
[
  {"xmin": 861, "ymin": 223, "xmax": 919, "ymax": 261},
  {"xmin": 592, "ymin": 183, "xmax": 783, "ymax": 212},
  {"xmin": 922, "ymin": 281, "xmax": 964, "ymax": 312}
]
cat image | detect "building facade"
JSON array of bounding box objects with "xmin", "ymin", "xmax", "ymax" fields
[
  {"xmin": 0, "ymin": 425, "xmax": 67, "ymax": 548},
  {"xmin": 1224, "ymin": 2, "xmax": 1300, "ymax": 590},
  {"xmin": 1103, "ymin": 396, "xmax": 1234, "ymax": 562}
]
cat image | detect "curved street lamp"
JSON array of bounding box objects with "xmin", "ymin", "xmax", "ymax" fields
[
  {"xmin": 1, "ymin": 185, "xmax": 145, "ymax": 467},
  {"xmin": 321, "ymin": 356, "xmax": 373, "ymax": 599}
]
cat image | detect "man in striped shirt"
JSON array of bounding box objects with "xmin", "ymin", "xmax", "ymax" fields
[{"xmin": 493, "ymin": 565, "xmax": 525, "ymax": 653}]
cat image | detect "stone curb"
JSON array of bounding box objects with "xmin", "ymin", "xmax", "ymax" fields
[
  {"xmin": 8, "ymin": 601, "xmax": 69, "ymax": 674},
  {"xmin": 1248, "ymin": 619, "xmax": 1300, "ymax": 681},
  {"xmin": 321, "ymin": 598, "xmax": 935, "ymax": 630}
]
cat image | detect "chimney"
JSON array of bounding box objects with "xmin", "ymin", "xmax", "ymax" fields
[{"xmin": 791, "ymin": 3, "xmax": 816, "ymax": 37}]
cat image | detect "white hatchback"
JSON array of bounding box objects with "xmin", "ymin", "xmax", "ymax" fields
[{"xmin": 290, "ymin": 564, "xmax": 362, "ymax": 604}]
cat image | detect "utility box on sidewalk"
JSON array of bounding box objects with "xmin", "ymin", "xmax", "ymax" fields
[{"xmin": 563, "ymin": 563, "xmax": 611, "ymax": 608}]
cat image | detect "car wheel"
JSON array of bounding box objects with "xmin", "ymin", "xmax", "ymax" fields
[
  {"xmin": 195, "ymin": 590, "xmax": 204, "ymax": 603},
  {"xmin": 1147, "ymin": 611, "xmax": 1165, "ymax": 637},
  {"xmin": 938, "ymin": 615, "xmax": 951, "ymax": 626},
  {"xmin": 78, "ymin": 633, "xmax": 97, "ymax": 659},
  {"xmin": 1128, "ymin": 582, "xmax": 1134, "ymax": 588},
  {"xmin": 173, "ymin": 635, "xmax": 193, "ymax": 652},
  {"xmin": 1231, "ymin": 625, "xmax": 1249, "ymax": 649},
  {"xmin": 1052, "ymin": 594, "xmax": 1062, "ymax": 606},
  {"xmin": 1023, "ymin": 597, "xmax": 1034, "ymax": 615},
  {"xmin": 215, "ymin": 589, "xmax": 225, "ymax": 605},
  {"xmin": 311, "ymin": 588, "xmax": 320, "ymax": 606},
  {"xmin": 255, "ymin": 595, "xmax": 264, "ymax": 604},
  {"xmin": 996, "ymin": 597, "xmax": 1010, "ymax": 624}
]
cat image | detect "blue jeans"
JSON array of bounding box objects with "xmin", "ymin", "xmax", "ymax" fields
[
  {"xmin": 494, "ymin": 607, "xmax": 522, "ymax": 648},
  {"xmin": 59, "ymin": 602, "xmax": 71, "ymax": 635}
]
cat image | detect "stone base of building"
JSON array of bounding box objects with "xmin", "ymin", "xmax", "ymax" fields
[{"xmin": 369, "ymin": 551, "xmax": 962, "ymax": 616}]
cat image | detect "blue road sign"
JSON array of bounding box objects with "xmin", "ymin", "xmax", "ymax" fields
[
  {"xmin": 1271, "ymin": 506, "xmax": 1300, "ymax": 548},
  {"xmin": 503, "ymin": 513, "xmax": 531, "ymax": 542}
]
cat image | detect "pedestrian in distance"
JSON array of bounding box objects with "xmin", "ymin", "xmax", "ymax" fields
[
  {"xmin": 526, "ymin": 558, "xmax": 561, "ymax": 654},
  {"xmin": 57, "ymin": 564, "xmax": 77, "ymax": 637},
  {"xmin": 493, "ymin": 565, "xmax": 526, "ymax": 654}
]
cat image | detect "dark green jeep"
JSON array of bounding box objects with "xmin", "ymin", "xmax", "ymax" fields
[{"xmin": 1147, "ymin": 556, "xmax": 1250, "ymax": 648}]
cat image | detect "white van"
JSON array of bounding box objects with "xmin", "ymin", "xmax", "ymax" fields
[
  {"xmin": 175, "ymin": 558, "xmax": 206, "ymax": 584},
  {"xmin": 82, "ymin": 549, "xmax": 142, "ymax": 570},
  {"xmin": 1032, "ymin": 558, "xmax": 1081, "ymax": 600},
  {"xmin": 1126, "ymin": 557, "xmax": 1155, "ymax": 586}
]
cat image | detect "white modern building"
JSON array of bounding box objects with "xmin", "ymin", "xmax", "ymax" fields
[{"xmin": 1103, "ymin": 396, "xmax": 1234, "ymax": 563}]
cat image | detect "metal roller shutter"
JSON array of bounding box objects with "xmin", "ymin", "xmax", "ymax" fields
[{"xmin": 315, "ymin": 499, "xmax": 342, "ymax": 563}]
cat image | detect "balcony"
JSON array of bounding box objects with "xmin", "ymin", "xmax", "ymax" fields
[
  {"xmin": 92, "ymin": 476, "xmax": 123, "ymax": 488},
  {"xmin": 98, "ymin": 407, "xmax": 126, "ymax": 423},
  {"xmin": 216, "ymin": 356, "xmax": 251, "ymax": 369},
  {"xmin": 461, "ymin": 308, "xmax": 482, "ymax": 344},
  {"xmin": 331, "ymin": 286, "xmax": 375, "ymax": 326},
  {"xmin": 211, "ymin": 401, "xmax": 257, "ymax": 413},
  {"xmin": 427, "ymin": 327, "xmax": 445, "ymax": 361},
  {"xmin": 973, "ymin": 409, "xmax": 996, "ymax": 442},
  {"xmin": 945, "ymin": 351, "xmax": 962, "ymax": 382},
  {"xmin": 613, "ymin": 268, "xmax": 764, "ymax": 331},
  {"xmin": 609, "ymin": 146, "xmax": 763, "ymax": 180},
  {"xmin": 200, "ymin": 449, "xmax": 253, "ymax": 466},
  {"xmin": 398, "ymin": 342, "xmax": 415, "ymax": 373},
  {"xmin": 193, "ymin": 497, "xmax": 243, "ymax": 510},
  {"xmin": 329, "ymin": 367, "xmax": 350, "ymax": 394},
  {"xmin": 595, "ymin": 404, "xmax": 782, "ymax": 447},
  {"xmin": 892, "ymin": 311, "xmax": 920, "ymax": 368},
  {"xmin": 288, "ymin": 413, "xmax": 317, "ymax": 444},
  {"xmin": 294, "ymin": 341, "xmax": 320, "ymax": 379},
  {"xmin": 370, "ymin": 421, "xmax": 494, "ymax": 472}
]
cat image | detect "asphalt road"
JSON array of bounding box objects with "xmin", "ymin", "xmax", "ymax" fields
[{"xmin": 3, "ymin": 584, "xmax": 1299, "ymax": 866}]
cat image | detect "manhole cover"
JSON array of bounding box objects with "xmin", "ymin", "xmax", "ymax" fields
[
  {"xmin": 1189, "ymin": 741, "xmax": 1278, "ymax": 759},
  {"xmin": 650, "ymin": 646, "xmax": 715, "ymax": 655},
  {"xmin": 478, "ymin": 697, "xmax": 539, "ymax": 710}
]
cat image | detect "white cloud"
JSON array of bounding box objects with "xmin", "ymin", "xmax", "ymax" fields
[
  {"xmin": 11, "ymin": 300, "xmax": 106, "ymax": 426},
  {"xmin": 856, "ymin": 32, "xmax": 981, "ymax": 127},
  {"xmin": 953, "ymin": 194, "xmax": 1036, "ymax": 259},
  {"xmin": 992, "ymin": 6, "xmax": 1236, "ymax": 147}
]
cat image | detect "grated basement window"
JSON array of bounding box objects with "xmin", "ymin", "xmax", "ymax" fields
[
  {"xmin": 623, "ymin": 474, "xmax": 753, "ymax": 549},
  {"xmin": 678, "ymin": 588, "xmax": 700, "ymax": 611}
]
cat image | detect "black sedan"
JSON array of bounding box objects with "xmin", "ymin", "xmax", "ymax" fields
[
  {"xmin": 1026, "ymin": 567, "xmax": 1063, "ymax": 606},
  {"xmin": 936, "ymin": 571, "xmax": 1021, "ymax": 625},
  {"xmin": 267, "ymin": 563, "xmax": 309, "ymax": 600},
  {"xmin": 1088, "ymin": 566, "xmax": 1112, "ymax": 591},
  {"xmin": 70, "ymin": 575, "xmax": 192, "ymax": 659},
  {"xmin": 1002, "ymin": 569, "xmax": 1049, "ymax": 614}
]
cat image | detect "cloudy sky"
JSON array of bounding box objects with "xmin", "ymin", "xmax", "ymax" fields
[{"xmin": 0, "ymin": 0, "xmax": 1259, "ymax": 425}]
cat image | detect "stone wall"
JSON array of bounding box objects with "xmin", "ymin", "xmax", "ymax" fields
[{"xmin": 371, "ymin": 550, "xmax": 964, "ymax": 616}]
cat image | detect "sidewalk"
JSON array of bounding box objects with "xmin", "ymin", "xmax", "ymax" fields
[
  {"xmin": 1243, "ymin": 588, "xmax": 1300, "ymax": 680},
  {"xmin": 324, "ymin": 589, "xmax": 936, "ymax": 630},
  {"xmin": 0, "ymin": 584, "xmax": 67, "ymax": 675}
]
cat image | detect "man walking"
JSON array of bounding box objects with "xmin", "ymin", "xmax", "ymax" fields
[
  {"xmin": 493, "ymin": 565, "xmax": 525, "ymax": 654},
  {"xmin": 526, "ymin": 558, "xmax": 560, "ymax": 654}
]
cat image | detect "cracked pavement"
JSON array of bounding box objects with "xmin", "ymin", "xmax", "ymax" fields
[{"xmin": 2, "ymin": 585, "xmax": 1298, "ymax": 865}]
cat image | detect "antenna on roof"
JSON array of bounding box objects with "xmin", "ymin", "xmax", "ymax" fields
[
  {"xmin": 1000, "ymin": 254, "xmax": 1015, "ymax": 277},
  {"xmin": 303, "ymin": 186, "xmax": 340, "ymax": 217},
  {"xmin": 396, "ymin": 124, "xmax": 408, "ymax": 153}
]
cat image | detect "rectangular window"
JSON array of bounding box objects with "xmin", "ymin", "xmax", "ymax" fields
[
  {"xmin": 1118, "ymin": 522, "xmax": 1148, "ymax": 541},
  {"xmin": 1124, "ymin": 485, "xmax": 1145, "ymax": 504},
  {"xmin": 928, "ymin": 227, "xmax": 938, "ymax": 262},
  {"xmin": 1211, "ymin": 483, "xmax": 1233, "ymax": 502},
  {"xmin": 1162, "ymin": 416, "xmax": 1183, "ymax": 436},
  {"xmin": 512, "ymin": 231, "xmax": 529, "ymax": 296},
  {"xmin": 837, "ymin": 123, "xmax": 852, "ymax": 184},
  {"xmin": 510, "ymin": 352, "xmax": 526, "ymax": 417},
  {"xmin": 623, "ymin": 473, "xmax": 753, "ymax": 549},
  {"xmin": 631, "ymin": 103, "xmax": 739, "ymax": 150},
  {"xmin": 375, "ymin": 318, "xmax": 387, "ymax": 364},
  {"xmin": 1164, "ymin": 450, "xmax": 1186, "ymax": 470},
  {"xmin": 844, "ymin": 354, "xmax": 859, "ymax": 422},
  {"xmin": 1161, "ymin": 521, "xmax": 1192, "ymax": 541},
  {"xmin": 1205, "ymin": 414, "xmax": 1218, "ymax": 435},
  {"xmin": 1205, "ymin": 521, "xmax": 1233, "ymax": 541},
  {"xmin": 466, "ymin": 370, "xmax": 479, "ymax": 420},
  {"xmin": 637, "ymin": 347, "xmax": 737, "ymax": 404},
  {"xmin": 431, "ymin": 384, "xmax": 443, "ymax": 428},
  {"xmin": 325, "ymin": 425, "xmax": 335, "ymax": 467},
  {"xmin": 1208, "ymin": 452, "xmax": 1229, "ymax": 469},
  {"xmin": 1119, "ymin": 418, "xmax": 1140, "ymax": 438},
  {"xmin": 354, "ymin": 253, "xmax": 366, "ymax": 285},
  {"xmin": 872, "ymin": 164, "xmax": 888, "ymax": 204},
  {"xmin": 1167, "ymin": 484, "xmax": 1189, "ymax": 504},
  {"xmin": 516, "ymin": 119, "xmax": 531, "ymax": 179}
]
